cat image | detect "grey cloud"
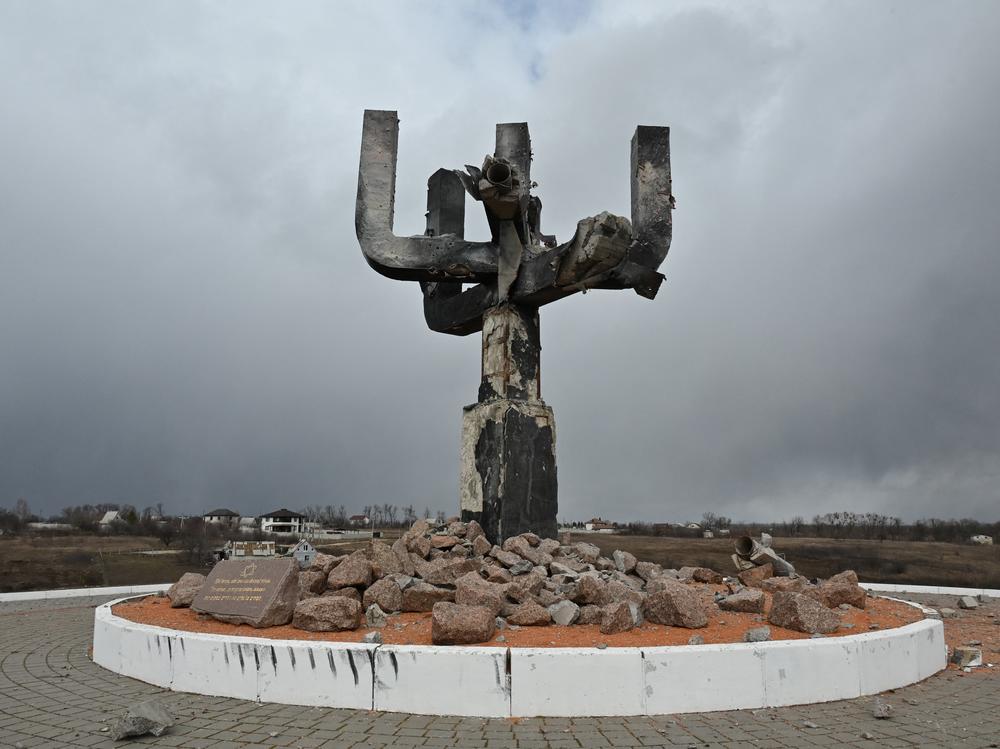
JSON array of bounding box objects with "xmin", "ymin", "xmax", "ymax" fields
[{"xmin": 1, "ymin": 1, "xmax": 998, "ymax": 523}]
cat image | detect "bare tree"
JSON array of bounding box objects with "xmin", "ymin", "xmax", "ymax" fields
[{"xmin": 14, "ymin": 498, "xmax": 30, "ymax": 521}]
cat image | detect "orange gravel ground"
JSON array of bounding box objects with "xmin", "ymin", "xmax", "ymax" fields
[{"xmin": 113, "ymin": 589, "xmax": 922, "ymax": 648}]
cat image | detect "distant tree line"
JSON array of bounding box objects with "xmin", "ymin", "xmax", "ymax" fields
[{"xmin": 621, "ymin": 511, "xmax": 998, "ymax": 544}]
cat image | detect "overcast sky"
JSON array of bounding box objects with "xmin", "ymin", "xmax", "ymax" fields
[{"xmin": 1, "ymin": 1, "xmax": 998, "ymax": 523}]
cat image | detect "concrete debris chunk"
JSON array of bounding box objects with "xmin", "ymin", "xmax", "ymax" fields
[
  {"xmin": 950, "ymin": 647, "xmax": 983, "ymax": 668},
  {"xmin": 872, "ymin": 696, "xmax": 893, "ymax": 719},
  {"xmin": 365, "ymin": 603, "xmax": 387, "ymax": 629},
  {"xmin": 743, "ymin": 626, "xmax": 771, "ymax": 642},
  {"xmin": 547, "ymin": 599, "xmax": 580, "ymax": 626},
  {"xmin": 957, "ymin": 596, "xmax": 979, "ymax": 610},
  {"xmin": 108, "ymin": 699, "xmax": 175, "ymax": 741}
]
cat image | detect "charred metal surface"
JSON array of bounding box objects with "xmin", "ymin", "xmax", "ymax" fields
[
  {"xmin": 355, "ymin": 110, "xmax": 672, "ymax": 544},
  {"xmin": 478, "ymin": 305, "xmax": 541, "ymax": 403},
  {"xmin": 355, "ymin": 110, "xmax": 497, "ymax": 282},
  {"xmin": 460, "ymin": 400, "xmax": 557, "ymax": 544}
]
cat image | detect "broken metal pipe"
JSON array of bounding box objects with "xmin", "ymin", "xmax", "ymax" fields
[{"xmin": 733, "ymin": 535, "xmax": 796, "ymax": 577}]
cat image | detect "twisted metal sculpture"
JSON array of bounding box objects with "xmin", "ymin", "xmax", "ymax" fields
[{"xmin": 356, "ymin": 110, "xmax": 673, "ymax": 542}]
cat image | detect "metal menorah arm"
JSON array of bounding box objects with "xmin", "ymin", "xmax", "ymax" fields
[
  {"xmin": 357, "ymin": 109, "xmax": 673, "ymax": 335},
  {"xmin": 355, "ymin": 110, "xmax": 499, "ymax": 282}
]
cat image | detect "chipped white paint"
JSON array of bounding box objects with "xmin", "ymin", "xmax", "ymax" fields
[
  {"xmin": 94, "ymin": 600, "xmax": 375, "ymax": 708},
  {"xmin": 94, "ymin": 596, "xmax": 946, "ymax": 717},
  {"xmin": 375, "ymin": 645, "xmax": 510, "ymax": 717}
]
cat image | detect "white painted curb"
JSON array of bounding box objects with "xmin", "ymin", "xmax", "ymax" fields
[
  {"xmin": 92, "ymin": 595, "xmax": 947, "ymax": 716},
  {"xmin": 861, "ymin": 582, "xmax": 1000, "ymax": 598},
  {"xmin": 0, "ymin": 583, "xmax": 170, "ymax": 603}
]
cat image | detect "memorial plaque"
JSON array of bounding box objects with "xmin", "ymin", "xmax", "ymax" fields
[{"xmin": 191, "ymin": 557, "xmax": 299, "ymax": 628}]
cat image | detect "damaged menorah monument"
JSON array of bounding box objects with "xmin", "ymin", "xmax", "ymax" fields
[{"xmin": 355, "ymin": 110, "xmax": 672, "ymax": 545}]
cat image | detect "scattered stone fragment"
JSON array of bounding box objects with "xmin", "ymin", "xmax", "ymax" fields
[
  {"xmin": 644, "ymin": 582, "xmax": 708, "ymax": 628},
  {"xmin": 166, "ymin": 573, "xmax": 205, "ymax": 608},
  {"xmin": 950, "ymin": 647, "xmax": 983, "ymax": 668},
  {"xmin": 572, "ymin": 575, "xmax": 609, "ymax": 606},
  {"xmin": 472, "ymin": 534, "xmax": 492, "ymax": 557},
  {"xmin": 327, "ymin": 552, "xmax": 374, "ymax": 590},
  {"xmin": 369, "ymin": 540, "xmax": 404, "ymax": 577},
  {"xmin": 600, "ymin": 601, "xmax": 642, "ymax": 634},
  {"xmin": 737, "ymin": 563, "xmax": 773, "ymax": 588},
  {"xmin": 613, "ymin": 549, "xmax": 638, "ymax": 573},
  {"xmin": 595, "ymin": 642, "xmax": 608, "ymax": 649},
  {"xmin": 509, "ymin": 560, "xmax": 534, "ymax": 576},
  {"xmin": 635, "ymin": 561, "xmax": 663, "ymax": 581},
  {"xmin": 743, "ymin": 626, "xmax": 771, "ymax": 642},
  {"xmin": 431, "ymin": 602, "xmax": 496, "ymax": 645},
  {"xmin": 508, "ymin": 601, "xmax": 551, "ymax": 626},
  {"xmin": 323, "ymin": 587, "xmax": 361, "ymax": 601},
  {"xmin": 957, "ymin": 596, "xmax": 979, "ymax": 610},
  {"xmin": 872, "ymin": 697, "xmax": 893, "ymax": 719},
  {"xmin": 577, "ymin": 604, "xmax": 603, "ymax": 625},
  {"xmin": 767, "ymin": 591, "xmax": 840, "ymax": 634},
  {"xmin": 413, "ymin": 556, "xmax": 481, "ymax": 586},
  {"xmin": 803, "ymin": 721, "xmax": 819, "ymax": 729},
  {"xmin": 311, "ymin": 552, "xmax": 342, "ymax": 575},
  {"xmin": 365, "ymin": 603, "xmax": 387, "ymax": 629},
  {"xmin": 939, "ymin": 608, "xmax": 960, "ymax": 619},
  {"xmin": 719, "ymin": 588, "xmax": 765, "ymax": 614},
  {"xmin": 293, "ymin": 596, "xmax": 362, "ymax": 632},
  {"xmin": 687, "ymin": 634, "xmax": 704, "ymax": 645},
  {"xmin": 362, "ymin": 631, "xmax": 383, "ymax": 644},
  {"xmin": 827, "ymin": 569, "xmax": 859, "ymax": 585},
  {"xmin": 455, "ymin": 572, "xmax": 505, "ymax": 616},
  {"xmin": 548, "ymin": 599, "xmax": 581, "ymax": 626},
  {"xmin": 807, "ymin": 581, "xmax": 867, "ymax": 610},
  {"xmin": 108, "ymin": 700, "xmax": 175, "ymax": 741},
  {"xmin": 402, "ymin": 582, "xmax": 455, "ymax": 612},
  {"xmin": 298, "ymin": 570, "xmax": 327, "ymax": 598},
  {"xmin": 573, "ymin": 542, "xmax": 601, "ymax": 564},
  {"xmin": 761, "ymin": 576, "xmax": 809, "ymax": 594}
]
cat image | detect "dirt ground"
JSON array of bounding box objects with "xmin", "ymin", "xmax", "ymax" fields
[
  {"xmin": 574, "ymin": 534, "xmax": 1000, "ymax": 589},
  {"xmin": 0, "ymin": 535, "xmax": 205, "ymax": 592},
  {"xmin": 114, "ymin": 587, "xmax": 922, "ymax": 648}
]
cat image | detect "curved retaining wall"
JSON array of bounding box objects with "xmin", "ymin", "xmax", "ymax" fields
[{"xmin": 92, "ymin": 597, "xmax": 946, "ymax": 717}]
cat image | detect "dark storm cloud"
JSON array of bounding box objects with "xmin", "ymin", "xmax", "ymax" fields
[{"xmin": 1, "ymin": 1, "xmax": 998, "ymax": 523}]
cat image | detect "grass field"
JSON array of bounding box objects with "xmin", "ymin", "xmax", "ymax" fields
[
  {"xmin": 0, "ymin": 535, "xmax": 206, "ymax": 592},
  {"xmin": 2, "ymin": 531, "xmax": 997, "ymax": 592},
  {"xmin": 577, "ymin": 534, "xmax": 1000, "ymax": 589}
]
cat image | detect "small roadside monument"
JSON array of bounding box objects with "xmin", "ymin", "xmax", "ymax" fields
[
  {"xmin": 355, "ymin": 110, "xmax": 673, "ymax": 543},
  {"xmin": 191, "ymin": 557, "xmax": 298, "ymax": 627}
]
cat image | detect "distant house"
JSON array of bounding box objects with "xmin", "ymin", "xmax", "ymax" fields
[
  {"xmin": 203, "ymin": 508, "xmax": 240, "ymax": 527},
  {"xmin": 584, "ymin": 517, "xmax": 615, "ymax": 532},
  {"xmin": 219, "ymin": 540, "xmax": 276, "ymax": 560},
  {"xmin": 349, "ymin": 514, "xmax": 370, "ymax": 527},
  {"xmin": 259, "ymin": 508, "xmax": 305, "ymax": 535},
  {"xmin": 99, "ymin": 511, "xmax": 121, "ymax": 527},
  {"xmin": 289, "ymin": 539, "xmax": 317, "ymax": 568}
]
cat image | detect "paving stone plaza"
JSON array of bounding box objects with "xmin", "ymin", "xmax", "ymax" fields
[{"xmin": 1, "ymin": 595, "xmax": 997, "ymax": 748}]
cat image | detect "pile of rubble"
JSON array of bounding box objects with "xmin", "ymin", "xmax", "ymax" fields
[{"xmin": 168, "ymin": 519, "xmax": 873, "ymax": 645}]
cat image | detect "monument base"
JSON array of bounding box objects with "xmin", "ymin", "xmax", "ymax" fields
[{"xmin": 459, "ymin": 398, "xmax": 557, "ymax": 543}]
